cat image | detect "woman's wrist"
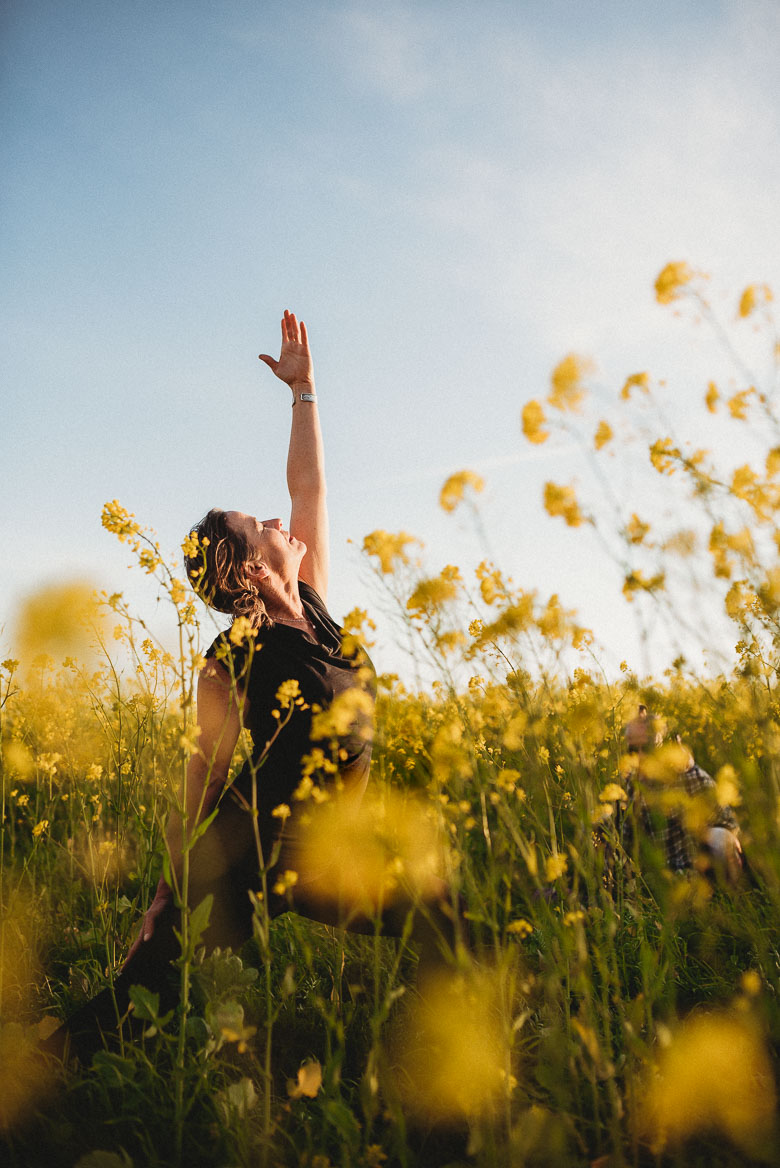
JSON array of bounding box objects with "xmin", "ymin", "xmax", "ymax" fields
[
  {"xmin": 291, "ymin": 379, "xmax": 317, "ymax": 406},
  {"xmin": 154, "ymin": 875, "xmax": 173, "ymax": 902}
]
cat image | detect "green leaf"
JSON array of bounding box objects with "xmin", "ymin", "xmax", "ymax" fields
[
  {"xmin": 188, "ymin": 807, "xmax": 219, "ymax": 847},
  {"xmin": 90, "ymin": 1050, "xmax": 136, "ymax": 1087},
  {"xmin": 128, "ymin": 984, "xmax": 159, "ymax": 1021},
  {"xmin": 188, "ymin": 893, "xmax": 214, "ymax": 950}
]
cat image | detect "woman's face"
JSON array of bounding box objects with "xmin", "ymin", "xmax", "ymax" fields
[{"xmin": 225, "ymin": 511, "xmax": 305, "ymax": 581}]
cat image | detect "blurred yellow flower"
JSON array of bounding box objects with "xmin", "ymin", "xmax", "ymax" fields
[
  {"xmin": 521, "ymin": 399, "xmax": 550, "ymax": 443},
  {"xmin": 715, "ymin": 764, "xmax": 741, "ymax": 807},
  {"xmin": 16, "ymin": 581, "xmax": 103, "ymax": 664},
  {"xmin": 310, "ymin": 688, "xmax": 373, "ymax": 741},
  {"xmin": 738, "ymin": 283, "xmax": 772, "ymax": 318},
  {"xmin": 545, "ymin": 853, "xmax": 568, "ymax": 881},
  {"xmin": 766, "ymin": 447, "xmax": 780, "ymax": 478},
  {"xmin": 287, "ymin": 1059, "xmax": 322, "ymax": 1100},
  {"xmin": 439, "ymin": 469, "xmax": 485, "ymax": 513},
  {"xmin": 548, "ymin": 354, "xmax": 593, "ymax": 412},
  {"xmin": 626, "ymin": 514, "xmax": 650, "ymax": 545},
  {"xmin": 620, "ymin": 372, "xmax": 650, "ymax": 400},
  {"xmin": 599, "ymin": 783, "xmax": 628, "ymax": 803},
  {"xmin": 32, "ymin": 819, "xmax": 49, "ymax": 838},
  {"xmin": 649, "ymin": 437, "xmax": 680, "ymax": 475},
  {"xmin": 594, "ymin": 420, "xmax": 613, "ymax": 450},
  {"xmin": 623, "ymin": 571, "xmax": 665, "ymax": 601},
  {"xmin": 362, "ymin": 530, "xmax": 420, "ymax": 574},
  {"xmin": 705, "ymin": 380, "xmax": 719, "ymax": 413},
  {"xmin": 3, "ymin": 741, "xmax": 34, "ymax": 780},
  {"xmin": 272, "ymin": 869, "xmax": 299, "ymax": 896},
  {"xmin": 654, "ymin": 261, "xmax": 694, "ymax": 304},
  {"xmin": 642, "ymin": 1013, "xmax": 775, "ymax": 1153},
  {"xmin": 297, "ymin": 788, "xmax": 447, "ymax": 915},
  {"xmin": 543, "ymin": 482, "xmax": 584, "ymax": 527},
  {"xmin": 727, "ymin": 387, "xmax": 754, "ymax": 420},
  {"xmin": 407, "ymin": 565, "xmax": 461, "ymax": 615},
  {"xmin": 506, "ymin": 918, "xmax": 533, "ymax": 937},
  {"xmin": 639, "ymin": 741, "xmax": 692, "ymax": 783},
  {"xmin": 392, "ymin": 969, "xmax": 508, "ymax": 1121}
]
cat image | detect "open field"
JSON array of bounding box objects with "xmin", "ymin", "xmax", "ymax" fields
[{"xmin": 2, "ymin": 269, "xmax": 780, "ymax": 1166}]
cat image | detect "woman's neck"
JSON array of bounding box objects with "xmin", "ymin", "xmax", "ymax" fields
[{"xmin": 262, "ymin": 576, "xmax": 306, "ymax": 623}]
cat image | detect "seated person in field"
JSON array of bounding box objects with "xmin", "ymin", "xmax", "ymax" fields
[{"xmin": 614, "ymin": 708, "xmax": 744, "ymax": 885}]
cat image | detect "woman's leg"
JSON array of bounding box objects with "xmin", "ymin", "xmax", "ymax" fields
[{"xmin": 42, "ymin": 796, "xmax": 263, "ymax": 1065}]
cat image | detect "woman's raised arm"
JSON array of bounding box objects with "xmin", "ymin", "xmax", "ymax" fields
[{"xmin": 259, "ymin": 310, "xmax": 329, "ymax": 600}]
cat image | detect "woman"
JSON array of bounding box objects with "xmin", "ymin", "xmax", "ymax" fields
[{"xmin": 48, "ymin": 312, "xmax": 455, "ymax": 1063}]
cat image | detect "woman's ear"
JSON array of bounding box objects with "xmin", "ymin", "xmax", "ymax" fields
[{"xmin": 245, "ymin": 559, "xmax": 269, "ymax": 585}]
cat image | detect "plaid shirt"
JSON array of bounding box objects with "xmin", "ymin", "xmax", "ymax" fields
[{"xmin": 621, "ymin": 763, "xmax": 739, "ymax": 872}]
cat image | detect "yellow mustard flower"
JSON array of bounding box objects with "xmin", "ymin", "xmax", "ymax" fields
[
  {"xmin": 738, "ymin": 282, "xmax": 772, "ymax": 318},
  {"xmin": 101, "ymin": 499, "xmax": 141, "ymax": 541},
  {"xmin": 362, "ymin": 530, "xmax": 420, "ymax": 574},
  {"xmin": 622, "ymin": 570, "xmax": 666, "ymax": 601},
  {"xmin": 705, "ymin": 380, "xmax": 719, "ymax": 413},
  {"xmin": 654, "ymin": 261, "xmax": 694, "ymax": 304},
  {"xmin": 545, "ymin": 853, "xmax": 568, "ymax": 881},
  {"xmin": 543, "ymin": 481, "xmax": 584, "ymax": 526},
  {"xmin": 548, "ymin": 354, "xmax": 593, "ymax": 412},
  {"xmin": 181, "ymin": 530, "xmax": 200, "ymax": 558},
  {"xmin": 521, "ymin": 399, "xmax": 550, "ymax": 443},
  {"xmin": 439, "ymin": 469, "xmax": 485, "ymax": 513},
  {"xmin": 620, "ymin": 371, "xmax": 650, "ymax": 400},
  {"xmin": 594, "ymin": 420, "xmax": 613, "ymax": 450},
  {"xmin": 727, "ymin": 387, "xmax": 755, "ymax": 420}
]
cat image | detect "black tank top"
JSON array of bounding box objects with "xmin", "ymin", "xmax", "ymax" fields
[{"xmin": 205, "ymin": 582, "xmax": 376, "ymax": 828}]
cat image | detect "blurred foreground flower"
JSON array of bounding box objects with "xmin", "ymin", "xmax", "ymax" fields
[
  {"xmin": 15, "ymin": 580, "xmax": 104, "ymax": 665},
  {"xmin": 654, "ymin": 261, "xmax": 695, "ymax": 304},
  {"xmin": 548, "ymin": 354, "xmax": 593, "ymax": 412},
  {"xmin": 642, "ymin": 1013, "xmax": 775, "ymax": 1154},
  {"xmin": 391, "ymin": 968, "xmax": 509, "ymax": 1121},
  {"xmin": 0, "ymin": 1024, "xmax": 56, "ymax": 1131},
  {"xmin": 287, "ymin": 1059, "xmax": 322, "ymax": 1100},
  {"xmin": 738, "ymin": 283, "xmax": 772, "ymax": 319},
  {"xmin": 439, "ymin": 469, "xmax": 485, "ymax": 513},
  {"xmin": 521, "ymin": 399, "xmax": 549, "ymax": 444},
  {"xmin": 296, "ymin": 788, "xmax": 447, "ymax": 915},
  {"xmin": 543, "ymin": 482, "xmax": 584, "ymax": 527},
  {"xmin": 362, "ymin": 530, "xmax": 420, "ymax": 575}
]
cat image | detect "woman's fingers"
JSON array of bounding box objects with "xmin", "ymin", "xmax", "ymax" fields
[
  {"xmin": 300, "ymin": 319, "xmax": 308, "ymax": 348},
  {"xmin": 258, "ymin": 353, "xmax": 278, "ymax": 371}
]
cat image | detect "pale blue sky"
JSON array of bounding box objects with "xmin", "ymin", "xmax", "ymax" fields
[{"xmin": 3, "ymin": 0, "xmax": 779, "ymax": 678}]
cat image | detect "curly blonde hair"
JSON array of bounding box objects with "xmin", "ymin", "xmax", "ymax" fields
[{"xmin": 184, "ymin": 508, "xmax": 271, "ymax": 627}]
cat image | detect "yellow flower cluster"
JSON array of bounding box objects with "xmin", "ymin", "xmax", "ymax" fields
[
  {"xmin": 654, "ymin": 260, "xmax": 694, "ymax": 304},
  {"xmin": 548, "ymin": 353, "xmax": 593, "ymax": 412},
  {"xmin": 362, "ymin": 529, "xmax": 420, "ymax": 574},
  {"xmin": 543, "ymin": 481, "xmax": 584, "ymax": 527},
  {"xmin": 438, "ymin": 469, "xmax": 485, "ymax": 513},
  {"xmin": 521, "ymin": 399, "xmax": 549, "ymax": 444},
  {"xmin": 620, "ymin": 371, "xmax": 650, "ymax": 400}
]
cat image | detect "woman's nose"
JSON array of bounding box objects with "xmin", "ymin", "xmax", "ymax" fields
[{"xmin": 263, "ymin": 517, "xmax": 283, "ymax": 530}]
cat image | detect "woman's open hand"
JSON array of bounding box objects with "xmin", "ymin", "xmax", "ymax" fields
[
  {"xmin": 259, "ymin": 310, "xmax": 314, "ymax": 390},
  {"xmin": 121, "ymin": 877, "xmax": 173, "ymax": 969}
]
